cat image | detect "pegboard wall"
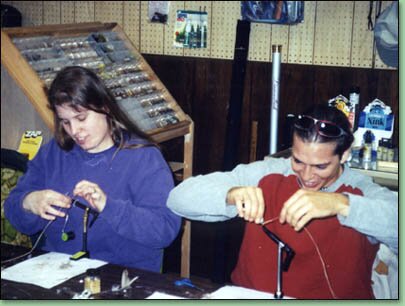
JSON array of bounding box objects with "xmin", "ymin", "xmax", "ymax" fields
[
  {"xmin": 139, "ymin": 2, "xmax": 165, "ymax": 55},
  {"xmin": 351, "ymin": 1, "xmax": 374, "ymax": 68},
  {"xmin": 163, "ymin": 1, "xmax": 185, "ymax": 57},
  {"xmin": 314, "ymin": 1, "xmax": 354, "ymax": 67},
  {"xmin": 76, "ymin": 1, "xmax": 95, "ymax": 23},
  {"xmin": 123, "ymin": 1, "xmax": 141, "ymax": 49},
  {"xmin": 2, "ymin": 1, "xmax": 396, "ymax": 69},
  {"xmin": 61, "ymin": 2, "xmax": 75, "ymax": 24},
  {"xmin": 42, "ymin": 1, "xmax": 61, "ymax": 25},
  {"xmin": 288, "ymin": 1, "xmax": 317, "ymax": 65}
]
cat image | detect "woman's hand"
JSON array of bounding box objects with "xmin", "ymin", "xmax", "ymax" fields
[
  {"xmin": 22, "ymin": 190, "xmax": 71, "ymax": 220},
  {"xmin": 226, "ymin": 186, "xmax": 265, "ymax": 224},
  {"xmin": 73, "ymin": 180, "xmax": 107, "ymax": 212}
]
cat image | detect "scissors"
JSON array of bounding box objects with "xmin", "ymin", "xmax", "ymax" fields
[{"xmin": 174, "ymin": 278, "xmax": 204, "ymax": 292}]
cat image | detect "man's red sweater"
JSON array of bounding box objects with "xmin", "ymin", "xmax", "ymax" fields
[{"xmin": 231, "ymin": 173, "xmax": 379, "ymax": 299}]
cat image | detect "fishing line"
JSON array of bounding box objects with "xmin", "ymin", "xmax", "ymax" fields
[{"xmin": 261, "ymin": 216, "xmax": 338, "ymax": 299}]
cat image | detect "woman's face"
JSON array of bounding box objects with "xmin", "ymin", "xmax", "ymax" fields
[
  {"xmin": 56, "ymin": 104, "xmax": 114, "ymax": 153},
  {"xmin": 291, "ymin": 134, "xmax": 348, "ymax": 191}
]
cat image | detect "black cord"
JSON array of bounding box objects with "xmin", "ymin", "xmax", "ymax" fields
[
  {"xmin": 368, "ymin": 1, "xmax": 374, "ymax": 30},
  {"xmin": 1, "ymin": 219, "xmax": 53, "ymax": 265}
]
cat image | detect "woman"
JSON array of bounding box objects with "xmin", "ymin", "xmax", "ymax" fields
[{"xmin": 5, "ymin": 66, "xmax": 181, "ymax": 272}]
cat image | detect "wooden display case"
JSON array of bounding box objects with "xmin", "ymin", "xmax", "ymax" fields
[{"xmin": 1, "ymin": 22, "xmax": 193, "ymax": 278}]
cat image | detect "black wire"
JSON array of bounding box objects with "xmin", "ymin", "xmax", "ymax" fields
[
  {"xmin": 368, "ymin": 1, "xmax": 374, "ymax": 30},
  {"xmin": 375, "ymin": 0, "xmax": 382, "ymax": 19},
  {"xmin": 1, "ymin": 218, "xmax": 53, "ymax": 265}
]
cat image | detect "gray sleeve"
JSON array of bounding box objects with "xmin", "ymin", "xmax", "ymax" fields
[
  {"xmin": 167, "ymin": 158, "xmax": 290, "ymax": 222},
  {"xmin": 337, "ymin": 175, "xmax": 398, "ymax": 254}
]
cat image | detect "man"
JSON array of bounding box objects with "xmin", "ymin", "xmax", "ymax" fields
[{"xmin": 167, "ymin": 105, "xmax": 397, "ymax": 299}]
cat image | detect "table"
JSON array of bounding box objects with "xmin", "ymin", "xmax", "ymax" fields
[
  {"xmin": 348, "ymin": 161, "xmax": 398, "ymax": 191},
  {"xmin": 1, "ymin": 243, "xmax": 220, "ymax": 299}
]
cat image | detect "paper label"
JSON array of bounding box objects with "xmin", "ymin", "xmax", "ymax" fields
[{"xmin": 18, "ymin": 130, "xmax": 43, "ymax": 160}]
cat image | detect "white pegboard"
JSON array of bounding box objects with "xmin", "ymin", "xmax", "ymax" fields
[
  {"xmin": 123, "ymin": 1, "xmax": 141, "ymax": 50},
  {"xmin": 288, "ymin": 1, "xmax": 316, "ymax": 65},
  {"xmin": 183, "ymin": 1, "xmax": 212, "ymax": 58},
  {"xmin": 210, "ymin": 1, "xmax": 241, "ymax": 59},
  {"xmin": 139, "ymin": 2, "xmax": 165, "ymax": 55},
  {"xmin": 374, "ymin": 1, "xmax": 396, "ymax": 70},
  {"xmin": 75, "ymin": 1, "xmax": 95, "ymax": 24},
  {"xmin": 61, "ymin": 1, "xmax": 75, "ymax": 24},
  {"xmin": 3, "ymin": 1, "xmax": 395, "ymax": 71},
  {"xmin": 94, "ymin": 1, "xmax": 122, "ymax": 25},
  {"xmin": 42, "ymin": 1, "xmax": 61, "ymax": 25},
  {"xmin": 248, "ymin": 22, "xmax": 272, "ymax": 62},
  {"xmin": 350, "ymin": 1, "xmax": 374, "ymax": 68},
  {"xmin": 313, "ymin": 1, "xmax": 354, "ymax": 67},
  {"xmin": 163, "ymin": 1, "xmax": 185, "ymax": 57}
]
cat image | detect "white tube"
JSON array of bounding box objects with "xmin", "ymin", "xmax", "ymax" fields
[{"xmin": 270, "ymin": 45, "xmax": 282, "ymax": 155}]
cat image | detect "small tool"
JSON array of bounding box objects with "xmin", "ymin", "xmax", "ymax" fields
[
  {"xmin": 72, "ymin": 289, "xmax": 92, "ymax": 299},
  {"xmin": 120, "ymin": 269, "xmax": 139, "ymax": 290},
  {"xmin": 111, "ymin": 269, "xmax": 139, "ymax": 292},
  {"xmin": 174, "ymin": 278, "xmax": 204, "ymax": 292}
]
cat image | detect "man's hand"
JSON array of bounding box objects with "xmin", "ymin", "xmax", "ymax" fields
[
  {"xmin": 279, "ymin": 189, "xmax": 350, "ymax": 231},
  {"xmin": 226, "ymin": 186, "xmax": 265, "ymax": 224}
]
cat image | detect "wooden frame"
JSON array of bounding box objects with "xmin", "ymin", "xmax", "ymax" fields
[{"xmin": 1, "ymin": 22, "xmax": 193, "ymax": 278}]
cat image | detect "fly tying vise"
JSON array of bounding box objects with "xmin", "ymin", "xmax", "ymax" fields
[
  {"xmin": 260, "ymin": 216, "xmax": 338, "ymax": 299},
  {"xmin": 63, "ymin": 198, "xmax": 99, "ymax": 261},
  {"xmin": 60, "ymin": 199, "xmax": 99, "ymax": 242}
]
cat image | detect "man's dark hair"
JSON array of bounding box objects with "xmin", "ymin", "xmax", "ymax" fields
[{"xmin": 293, "ymin": 104, "xmax": 354, "ymax": 158}]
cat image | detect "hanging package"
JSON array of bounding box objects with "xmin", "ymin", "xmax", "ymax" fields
[
  {"xmin": 374, "ymin": 1, "xmax": 398, "ymax": 68},
  {"xmin": 241, "ymin": 1, "xmax": 304, "ymax": 24}
]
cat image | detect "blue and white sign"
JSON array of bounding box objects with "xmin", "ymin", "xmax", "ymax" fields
[{"xmin": 356, "ymin": 99, "xmax": 394, "ymax": 146}]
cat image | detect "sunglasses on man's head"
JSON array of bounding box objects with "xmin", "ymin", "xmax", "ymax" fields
[{"xmin": 294, "ymin": 115, "xmax": 347, "ymax": 138}]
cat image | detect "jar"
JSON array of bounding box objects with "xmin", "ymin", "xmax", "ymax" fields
[
  {"xmin": 376, "ymin": 140, "xmax": 384, "ymax": 160},
  {"xmin": 362, "ymin": 130, "xmax": 374, "ymax": 163},
  {"xmin": 381, "ymin": 145, "xmax": 388, "ymax": 161},
  {"xmin": 84, "ymin": 269, "xmax": 101, "ymax": 294},
  {"xmin": 386, "ymin": 144, "xmax": 395, "ymax": 162}
]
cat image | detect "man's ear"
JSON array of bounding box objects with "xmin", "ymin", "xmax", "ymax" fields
[{"xmin": 341, "ymin": 148, "xmax": 351, "ymax": 164}]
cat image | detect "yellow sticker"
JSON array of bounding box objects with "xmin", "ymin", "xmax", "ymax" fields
[
  {"xmin": 18, "ymin": 131, "xmax": 43, "ymax": 160},
  {"xmin": 70, "ymin": 251, "xmax": 88, "ymax": 261}
]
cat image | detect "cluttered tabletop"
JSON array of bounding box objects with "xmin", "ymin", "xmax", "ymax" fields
[
  {"xmin": 1, "ymin": 242, "xmax": 282, "ymax": 299},
  {"xmin": 1, "ymin": 242, "xmax": 221, "ymax": 299}
]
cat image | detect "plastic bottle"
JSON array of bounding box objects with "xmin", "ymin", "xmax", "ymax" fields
[
  {"xmin": 377, "ymin": 140, "xmax": 384, "ymax": 160},
  {"xmin": 184, "ymin": 20, "xmax": 191, "ymax": 46},
  {"xmin": 190, "ymin": 24, "xmax": 197, "ymax": 48},
  {"xmin": 349, "ymin": 86, "xmax": 360, "ymax": 131},
  {"xmin": 200, "ymin": 21, "xmax": 205, "ymax": 47},
  {"xmin": 362, "ymin": 130, "xmax": 375, "ymax": 169},
  {"xmin": 202, "ymin": 21, "xmax": 207, "ymax": 48},
  {"xmin": 386, "ymin": 142, "xmax": 395, "ymax": 162}
]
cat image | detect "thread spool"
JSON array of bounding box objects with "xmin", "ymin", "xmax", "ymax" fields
[{"xmin": 61, "ymin": 231, "xmax": 75, "ymax": 242}]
